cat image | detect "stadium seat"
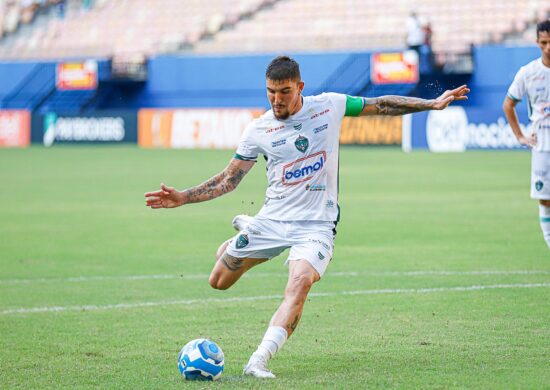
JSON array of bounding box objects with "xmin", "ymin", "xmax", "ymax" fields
[{"xmin": 0, "ymin": 0, "xmax": 548, "ymax": 59}]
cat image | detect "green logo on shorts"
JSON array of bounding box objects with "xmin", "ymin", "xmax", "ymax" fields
[
  {"xmin": 235, "ymin": 234, "xmax": 249, "ymax": 249},
  {"xmin": 318, "ymin": 251, "xmax": 325, "ymax": 260},
  {"xmin": 536, "ymin": 180, "xmax": 544, "ymax": 191},
  {"xmin": 294, "ymin": 135, "xmax": 309, "ymax": 153}
]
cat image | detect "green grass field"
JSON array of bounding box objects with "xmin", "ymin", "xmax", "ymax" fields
[{"xmin": 0, "ymin": 146, "xmax": 548, "ymax": 389}]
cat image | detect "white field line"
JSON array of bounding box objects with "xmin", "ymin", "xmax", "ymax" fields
[
  {"xmin": 1, "ymin": 283, "xmax": 549, "ymax": 316},
  {"xmin": 1, "ymin": 270, "xmax": 549, "ymax": 285}
]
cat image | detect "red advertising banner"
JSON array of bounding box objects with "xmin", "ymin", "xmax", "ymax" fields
[
  {"xmin": 0, "ymin": 110, "xmax": 31, "ymax": 147},
  {"xmin": 371, "ymin": 51, "xmax": 419, "ymax": 84},
  {"xmin": 56, "ymin": 60, "xmax": 98, "ymax": 90}
]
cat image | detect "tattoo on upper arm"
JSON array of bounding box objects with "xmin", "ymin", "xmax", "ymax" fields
[
  {"xmin": 363, "ymin": 96, "xmax": 432, "ymax": 116},
  {"xmin": 226, "ymin": 166, "xmax": 247, "ymax": 190},
  {"xmin": 220, "ymin": 252, "xmax": 244, "ymax": 271}
]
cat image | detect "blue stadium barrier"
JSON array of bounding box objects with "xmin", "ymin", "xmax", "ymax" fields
[
  {"xmin": 0, "ymin": 45, "xmax": 541, "ymax": 143},
  {"xmin": 403, "ymin": 105, "xmax": 531, "ymax": 151}
]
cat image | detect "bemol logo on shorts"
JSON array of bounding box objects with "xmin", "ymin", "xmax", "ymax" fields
[{"xmin": 282, "ymin": 150, "xmax": 326, "ymax": 186}]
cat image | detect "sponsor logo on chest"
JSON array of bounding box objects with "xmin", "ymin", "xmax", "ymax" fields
[
  {"xmin": 271, "ymin": 138, "xmax": 287, "ymax": 148},
  {"xmin": 282, "ymin": 150, "xmax": 326, "ymax": 186},
  {"xmin": 313, "ymin": 124, "xmax": 328, "ymax": 134},
  {"xmin": 266, "ymin": 125, "xmax": 284, "ymax": 134}
]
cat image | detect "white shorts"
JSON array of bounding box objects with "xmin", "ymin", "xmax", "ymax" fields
[
  {"xmin": 225, "ymin": 216, "xmax": 336, "ymax": 277},
  {"xmin": 531, "ymin": 150, "xmax": 550, "ymax": 200}
]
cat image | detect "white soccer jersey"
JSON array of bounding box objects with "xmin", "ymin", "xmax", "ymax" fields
[
  {"xmin": 235, "ymin": 92, "xmax": 347, "ymax": 221},
  {"xmin": 507, "ymin": 58, "xmax": 550, "ymax": 152}
]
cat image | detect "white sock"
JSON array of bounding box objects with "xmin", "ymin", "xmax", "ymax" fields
[
  {"xmin": 254, "ymin": 326, "xmax": 288, "ymax": 361},
  {"xmin": 539, "ymin": 205, "xmax": 550, "ymax": 249}
]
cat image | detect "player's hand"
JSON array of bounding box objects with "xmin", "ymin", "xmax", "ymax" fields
[
  {"xmin": 432, "ymin": 85, "xmax": 470, "ymax": 110},
  {"xmin": 144, "ymin": 183, "xmax": 185, "ymax": 209},
  {"xmin": 518, "ymin": 133, "xmax": 537, "ymax": 148}
]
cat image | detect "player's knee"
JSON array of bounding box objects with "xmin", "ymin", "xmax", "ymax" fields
[
  {"xmin": 540, "ymin": 199, "xmax": 550, "ymax": 207},
  {"xmin": 286, "ymin": 273, "xmax": 314, "ymax": 300},
  {"xmin": 208, "ymin": 273, "xmax": 231, "ymax": 290}
]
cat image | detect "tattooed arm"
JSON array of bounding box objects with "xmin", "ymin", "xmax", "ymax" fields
[
  {"xmin": 144, "ymin": 158, "xmax": 255, "ymax": 209},
  {"xmin": 360, "ymin": 85, "xmax": 470, "ymax": 116}
]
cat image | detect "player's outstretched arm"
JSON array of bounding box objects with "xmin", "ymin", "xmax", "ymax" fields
[
  {"xmin": 502, "ymin": 96, "xmax": 537, "ymax": 148},
  {"xmin": 144, "ymin": 158, "xmax": 255, "ymax": 209},
  {"xmin": 359, "ymin": 85, "xmax": 470, "ymax": 116}
]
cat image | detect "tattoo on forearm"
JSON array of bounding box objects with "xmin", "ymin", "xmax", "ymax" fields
[
  {"xmin": 184, "ymin": 172, "xmax": 225, "ymax": 202},
  {"xmin": 182, "ymin": 164, "xmax": 248, "ymax": 203},
  {"xmin": 220, "ymin": 252, "xmax": 244, "ymax": 271},
  {"xmin": 364, "ymin": 96, "xmax": 432, "ymax": 116}
]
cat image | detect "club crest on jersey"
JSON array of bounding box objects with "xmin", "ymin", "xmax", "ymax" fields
[
  {"xmin": 294, "ymin": 135, "xmax": 309, "ymax": 153},
  {"xmin": 235, "ymin": 234, "xmax": 249, "ymax": 249},
  {"xmin": 282, "ymin": 150, "xmax": 326, "ymax": 186},
  {"xmin": 536, "ymin": 180, "xmax": 544, "ymax": 191}
]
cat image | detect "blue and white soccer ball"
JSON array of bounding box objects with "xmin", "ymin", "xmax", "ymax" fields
[{"xmin": 177, "ymin": 338, "xmax": 224, "ymax": 381}]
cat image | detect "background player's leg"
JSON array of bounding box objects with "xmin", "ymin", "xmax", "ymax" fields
[
  {"xmin": 538, "ymin": 200, "xmax": 550, "ymax": 248},
  {"xmin": 209, "ymin": 240, "xmax": 267, "ymax": 290},
  {"xmin": 244, "ymin": 259, "xmax": 319, "ymax": 378}
]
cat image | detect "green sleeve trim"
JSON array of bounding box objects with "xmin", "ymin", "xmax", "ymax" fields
[
  {"xmin": 234, "ymin": 153, "xmax": 257, "ymax": 162},
  {"xmin": 345, "ymin": 95, "xmax": 364, "ymax": 117},
  {"xmin": 507, "ymin": 93, "xmax": 521, "ymax": 102}
]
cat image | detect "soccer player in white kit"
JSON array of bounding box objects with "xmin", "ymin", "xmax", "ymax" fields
[
  {"xmin": 145, "ymin": 56, "xmax": 469, "ymax": 378},
  {"xmin": 503, "ymin": 20, "xmax": 550, "ymax": 249}
]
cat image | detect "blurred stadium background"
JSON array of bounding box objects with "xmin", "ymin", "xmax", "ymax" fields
[
  {"xmin": 1, "ymin": 1, "xmax": 550, "ymax": 388},
  {"xmin": 0, "ymin": 0, "xmax": 548, "ymax": 148}
]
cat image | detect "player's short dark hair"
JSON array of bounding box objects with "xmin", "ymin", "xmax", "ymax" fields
[
  {"xmin": 265, "ymin": 56, "xmax": 301, "ymax": 81},
  {"xmin": 537, "ymin": 20, "xmax": 550, "ymax": 39}
]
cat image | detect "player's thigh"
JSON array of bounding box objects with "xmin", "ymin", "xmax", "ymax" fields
[{"xmin": 286, "ymin": 222, "xmax": 335, "ymax": 279}]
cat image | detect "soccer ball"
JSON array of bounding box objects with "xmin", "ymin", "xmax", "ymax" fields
[{"xmin": 177, "ymin": 338, "xmax": 225, "ymax": 381}]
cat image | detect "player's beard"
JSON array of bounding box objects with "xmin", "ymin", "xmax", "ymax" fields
[{"xmin": 272, "ymin": 106, "xmax": 290, "ymax": 120}]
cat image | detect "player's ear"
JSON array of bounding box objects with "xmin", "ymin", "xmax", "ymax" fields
[{"xmin": 298, "ymin": 81, "xmax": 305, "ymax": 93}]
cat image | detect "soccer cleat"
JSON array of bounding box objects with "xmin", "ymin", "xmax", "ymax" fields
[
  {"xmin": 232, "ymin": 214, "xmax": 253, "ymax": 231},
  {"xmin": 243, "ymin": 353, "xmax": 276, "ymax": 379}
]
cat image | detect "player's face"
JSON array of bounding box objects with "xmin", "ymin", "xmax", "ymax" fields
[
  {"xmin": 537, "ymin": 31, "xmax": 550, "ymax": 61},
  {"xmin": 266, "ymin": 78, "xmax": 305, "ymax": 120}
]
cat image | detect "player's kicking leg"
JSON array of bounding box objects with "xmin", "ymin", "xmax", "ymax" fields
[
  {"xmin": 209, "ymin": 240, "xmax": 267, "ymax": 290},
  {"xmin": 209, "ymin": 215, "xmax": 267, "ymax": 290},
  {"xmin": 243, "ymin": 259, "xmax": 320, "ymax": 378}
]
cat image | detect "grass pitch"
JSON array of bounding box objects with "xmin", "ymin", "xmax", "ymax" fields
[{"xmin": 0, "ymin": 146, "xmax": 548, "ymax": 389}]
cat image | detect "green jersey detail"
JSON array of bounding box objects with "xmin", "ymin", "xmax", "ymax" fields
[
  {"xmin": 345, "ymin": 95, "xmax": 364, "ymax": 117},
  {"xmin": 234, "ymin": 153, "xmax": 257, "ymax": 162},
  {"xmin": 507, "ymin": 93, "xmax": 520, "ymax": 103}
]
